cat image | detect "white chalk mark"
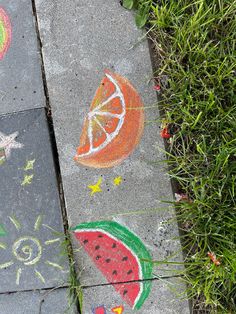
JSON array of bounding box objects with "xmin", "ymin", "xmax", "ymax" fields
[
  {"xmin": 0, "ymin": 131, "xmax": 24, "ymax": 159},
  {"xmin": 44, "ymin": 238, "xmax": 61, "ymax": 245},
  {"xmin": 8, "ymin": 216, "xmax": 21, "ymax": 230},
  {"xmin": 0, "ymin": 260, "xmax": 14, "ymax": 269},
  {"xmin": 16, "ymin": 268, "xmax": 22, "ymax": 285},
  {"xmin": 45, "ymin": 261, "xmax": 63, "ymax": 271},
  {"xmin": 35, "ymin": 270, "xmax": 45, "ymax": 283}
]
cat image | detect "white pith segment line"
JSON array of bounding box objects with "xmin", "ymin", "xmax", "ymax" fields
[
  {"xmin": 92, "ymin": 111, "xmax": 123, "ymax": 119},
  {"xmin": 78, "ymin": 73, "xmax": 126, "ymax": 157},
  {"xmin": 93, "ymin": 91, "xmax": 120, "ymax": 112}
]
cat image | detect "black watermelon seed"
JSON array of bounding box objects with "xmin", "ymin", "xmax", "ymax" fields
[
  {"xmin": 112, "ymin": 270, "xmax": 118, "ymax": 275},
  {"xmin": 98, "ymin": 235, "xmax": 103, "ymax": 238},
  {"xmin": 95, "ymin": 245, "xmax": 100, "ymax": 250},
  {"xmin": 112, "ymin": 243, "xmax": 117, "ymax": 248},
  {"xmin": 123, "ymin": 290, "xmax": 128, "ymax": 295},
  {"xmin": 122, "ymin": 256, "xmax": 128, "ymax": 261},
  {"xmin": 127, "ymin": 269, "xmax": 133, "ymax": 275},
  {"xmin": 96, "ymin": 255, "xmax": 101, "ymax": 260},
  {"xmin": 83, "ymin": 239, "xmax": 88, "ymax": 244},
  {"xmin": 106, "ymin": 258, "xmax": 111, "ymax": 263}
]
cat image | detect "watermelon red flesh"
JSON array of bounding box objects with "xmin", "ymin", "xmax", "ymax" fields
[{"xmin": 74, "ymin": 230, "xmax": 141, "ymax": 307}]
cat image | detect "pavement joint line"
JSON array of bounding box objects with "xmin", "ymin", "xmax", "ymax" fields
[
  {"xmin": 0, "ymin": 284, "xmax": 70, "ymax": 296},
  {"xmin": 0, "ymin": 108, "xmax": 44, "ymax": 136},
  {"xmin": 0, "ymin": 107, "xmax": 46, "ymax": 119},
  {"xmin": 31, "ymin": 0, "xmax": 50, "ymax": 110},
  {"xmin": 82, "ymin": 274, "xmax": 183, "ymax": 289},
  {"xmin": 31, "ymin": 1, "xmax": 80, "ymax": 311}
]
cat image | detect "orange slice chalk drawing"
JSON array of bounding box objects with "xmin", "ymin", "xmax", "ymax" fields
[
  {"xmin": 74, "ymin": 70, "xmax": 145, "ymax": 168},
  {"xmin": 0, "ymin": 7, "xmax": 12, "ymax": 60}
]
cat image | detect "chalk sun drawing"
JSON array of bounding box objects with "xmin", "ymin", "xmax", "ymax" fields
[
  {"xmin": 74, "ymin": 70, "xmax": 145, "ymax": 168},
  {"xmin": 0, "ymin": 7, "xmax": 12, "ymax": 60},
  {"xmin": 0, "ymin": 215, "xmax": 64, "ymax": 286},
  {"xmin": 72, "ymin": 221, "xmax": 153, "ymax": 310},
  {"xmin": 0, "ymin": 131, "xmax": 23, "ymax": 162}
]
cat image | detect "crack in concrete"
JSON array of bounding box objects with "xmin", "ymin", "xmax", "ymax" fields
[{"xmin": 82, "ymin": 274, "xmax": 183, "ymax": 289}]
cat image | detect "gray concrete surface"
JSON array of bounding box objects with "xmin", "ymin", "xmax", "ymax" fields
[
  {"xmin": 0, "ymin": 288, "xmax": 76, "ymax": 314},
  {"xmin": 0, "ymin": 0, "xmax": 45, "ymax": 115},
  {"xmin": 34, "ymin": 0, "xmax": 185, "ymax": 287},
  {"xmin": 82, "ymin": 277, "xmax": 190, "ymax": 314},
  {"xmin": 0, "ymin": 109, "xmax": 69, "ymax": 293}
]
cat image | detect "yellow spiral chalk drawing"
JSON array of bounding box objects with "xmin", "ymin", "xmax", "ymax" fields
[
  {"xmin": 0, "ymin": 7, "xmax": 12, "ymax": 60},
  {"xmin": 0, "ymin": 215, "xmax": 64, "ymax": 286},
  {"xmin": 12, "ymin": 237, "xmax": 42, "ymax": 266}
]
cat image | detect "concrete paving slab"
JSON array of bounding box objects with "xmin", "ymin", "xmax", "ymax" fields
[
  {"xmin": 0, "ymin": 288, "xmax": 77, "ymax": 314},
  {"xmin": 0, "ymin": 109, "xmax": 69, "ymax": 293},
  {"xmin": 34, "ymin": 0, "xmax": 184, "ymax": 286},
  {"xmin": 0, "ymin": 0, "xmax": 45, "ymax": 115},
  {"xmin": 82, "ymin": 277, "xmax": 190, "ymax": 314}
]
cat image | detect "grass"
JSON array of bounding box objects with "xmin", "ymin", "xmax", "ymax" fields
[{"xmin": 123, "ymin": 0, "xmax": 236, "ymax": 312}]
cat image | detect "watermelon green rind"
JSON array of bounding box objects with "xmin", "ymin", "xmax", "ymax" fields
[{"xmin": 71, "ymin": 220, "xmax": 153, "ymax": 309}]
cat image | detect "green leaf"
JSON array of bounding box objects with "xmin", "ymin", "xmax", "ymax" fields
[
  {"xmin": 123, "ymin": 0, "xmax": 134, "ymax": 10},
  {"xmin": 135, "ymin": 11, "xmax": 148, "ymax": 28}
]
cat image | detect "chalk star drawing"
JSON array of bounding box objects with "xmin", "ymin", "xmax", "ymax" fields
[
  {"xmin": 0, "ymin": 215, "xmax": 64, "ymax": 286},
  {"xmin": 21, "ymin": 174, "xmax": 34, "ymax": 186},
  {"xmin": 88, "ymin": 177, "xmax": 103, "ymax": 196},
  {"xmin": 0, "ymin": 131, "xmax": 23, "ymax": 159},
  {"xmin": 113, "ymin": 176, "xmax": 122, "ymax": 186},
  {"xmin": 112, "ymin": 306, "xmax": 124, "ymax": 314},
  {"xmin": 24, "ymin": 159, "xmax": 36, "ymax": 171}
]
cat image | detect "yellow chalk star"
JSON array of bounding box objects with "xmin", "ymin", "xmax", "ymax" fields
[
  {"xmin": 88, "ymin": 177, "xmax": 102, "ymax": 196},
  {"xmin": 113, "ymin": 176, "xmax": 123, "ymax": 186},
  {"xmin": 24, "ymin": 159, "xmax": 35, "ymax": 171},
  {"xmin": 21, "ymin": 174, "xmax": 34, "ymax": 186},
  {"xmin": 112, "ymin": 306, "xmax": 124, "ymax": 314}
]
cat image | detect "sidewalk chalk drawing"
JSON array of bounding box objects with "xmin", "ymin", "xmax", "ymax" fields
[
  {"xmin": 0, "ymin": 215, "xmax": 64, "ymax": 286},
  {"xmin": 0, "ymin": 131, "xmax": 23, "ymax": 164},
  {"xmin": 0, "ymin": 224, "xmax": 7, "ymax": 236},
  {"xmin": 112, "ymin": 305, "xmax": 124, "ymax": 314},
  {"xmin": 72, "ymin": 221, "xmax": 153, "ymax": 310},
  {"xmin": 0, "ymin": 148, "xmax": 6, "ymax": 165},
  {"xmin": 93, "ymin": 305, "xmax": 106, "ymax": 314},
  {"xmin": 21, "ymin": 174, "xmax": 34, "ymax": 186},
  {"xmin": 113, "ymin": 176, "xmax": 123, "ymax": 186},
  {"xmin": 88, "ymin": 177, "xmax": 103, "ymax": 196},
  {"xmin": 0, "ymin": 7, "xmax": 12, "ymax": 60},
  {"xmin": 74, "ymin": 70, "xmax": 144, "ymax": 168},
  {"xmin": 21, "ymin": 159, "xmax": 36, "ymax": 186}
]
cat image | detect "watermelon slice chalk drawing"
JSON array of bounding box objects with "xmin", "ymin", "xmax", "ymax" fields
[
  {"xmin": 72, "ymin": 221, "xmax": 153, "ymax": 310},
  {"xmin": 74, "ymin": 70, "xmax": 145, "ymax": 168},
  {"xmin": 0, "ymin": 7, "xmax": 12, "ymax": 60}
]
